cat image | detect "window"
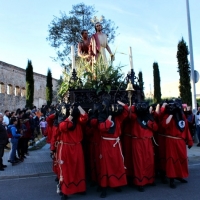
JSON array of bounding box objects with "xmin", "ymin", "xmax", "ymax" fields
[
  {"xmin": 7, "ymin": 84, "xmax": 13, "ymax": 95},
  {"xmin": 0, "ymin": 82, "xmax": 5, "ymax": 93},
  {"xmin": 15, "ymin": 86, "xmax": 20, "ymax": 96},
  {"xmin": 21, "ymin": 87, "xmax": 26, "ymax": 97}
]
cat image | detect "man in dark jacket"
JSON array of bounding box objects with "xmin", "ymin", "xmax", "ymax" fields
[{"xmin": 0, "ymin": 113, "xmax": 8, "ymax": 170}]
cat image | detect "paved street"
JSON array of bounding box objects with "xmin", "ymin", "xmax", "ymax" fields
[
  {"xmin": 0, "ymin": 163, "xmax": 200, "ymax": 200},
  {"xmin": 0, "ymin": 143, "xmax": 200, "ymax": 200}
]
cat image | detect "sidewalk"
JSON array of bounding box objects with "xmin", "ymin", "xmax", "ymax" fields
[
  {"xmin": 0, "ymin": 143, "xmax": 53, "ymax": 180},
  {"xmin": 0, "ymin": 143, "xmax": 200, "ymax": 180}
]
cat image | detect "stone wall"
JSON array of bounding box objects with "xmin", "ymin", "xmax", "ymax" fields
[{"xmin": 0, "ymin": 61, "xmax": 58, "ymax": 112}]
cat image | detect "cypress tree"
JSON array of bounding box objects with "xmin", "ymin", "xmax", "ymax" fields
[
  {"xmin": 138, "ymin": 71, "xmax": 144, "ymax": 92},
  {"xmin": 153, "ymin": 62, "xmax": 161, "ymax": 103},
  {"xmin": 26, "ymin": 60, "xmax": 34, "ymax": 108},
  {"xmin": 46, "ymin": 68, "xmax": 53, "ymax": 106},
  {"xmin": 176, "ymin": 38, "xmax": 192, "ymax": 105}
]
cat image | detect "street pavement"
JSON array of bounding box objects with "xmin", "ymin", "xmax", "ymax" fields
[
  {"xmin": 0, "ymin": 142, "xmax": 200, "ymax": 200},
  {"xmin": 0, "ymin": 143, "xmax": 53, "ymax": 180},
  {"xmin": 0, "ymin": 142, "xmax": 200, "ymax": 180}
]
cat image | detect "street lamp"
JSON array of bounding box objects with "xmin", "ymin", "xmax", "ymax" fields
[{"xmin": 186, "ymin": 0, "xmax": 197, "ymax": 112}]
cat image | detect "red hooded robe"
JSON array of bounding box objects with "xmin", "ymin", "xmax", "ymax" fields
[{"xmin": 57, "ymin": 113, "xmax": 88, "ymax": 195}]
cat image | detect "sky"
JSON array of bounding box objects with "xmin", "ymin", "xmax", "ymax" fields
[{"xmin": 0, "ymin": 0, "xmax": 200, "ymax": 97}]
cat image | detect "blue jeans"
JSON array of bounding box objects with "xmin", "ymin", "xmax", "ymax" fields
[
  {"xmin": 10, "ymin": 138, "xmax": 19, "ymax": 162},
  {"xmin": 196, "ymin": 126, "xmax": 200, "ymax": 143}
]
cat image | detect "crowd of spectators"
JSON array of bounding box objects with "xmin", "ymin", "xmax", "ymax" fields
[{"xmin": 0, "ymin": 105, "xmax": 55, "ymax": 170}]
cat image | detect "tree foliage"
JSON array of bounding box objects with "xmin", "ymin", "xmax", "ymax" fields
[
  {"xmin": 46, "ymin": 68, "xmax": 53, "ymax": 106},
  {"xmin": 26, "ymin": 60, "xmax": 34, "ymax": 108},
  {"xmin": 153, "ymin": 62, "xmax": 161, "ymax": 103},
  {"xmin": 176, "ymin": 38, "xmax": 192, "ymax": 105},
  {"xmin": 47, "ymin": 2, "xmax": 118, "ymax": 69}
]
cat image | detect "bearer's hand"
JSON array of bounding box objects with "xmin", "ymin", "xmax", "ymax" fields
[
  {"xmin": 117, "ymin": 101, "xmax": 125, "ymax": 106},
  {"xmin": 107, "ymin": 115, "xmax": 112, "ymax": 122}
]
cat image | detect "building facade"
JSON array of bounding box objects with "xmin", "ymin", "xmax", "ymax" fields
[{"xmin": 0, "ymin": 61, "xmax": 58, "ymax": 112}]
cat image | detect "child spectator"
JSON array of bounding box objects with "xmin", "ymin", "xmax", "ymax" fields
[{"xmin": 39, "ymin": 118, "xmax": 47, "ymax": 137}]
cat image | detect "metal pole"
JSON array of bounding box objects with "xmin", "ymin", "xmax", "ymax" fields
[{"xmin": 186, "ymin": 0, "xmax": 197, "ymax": 112}]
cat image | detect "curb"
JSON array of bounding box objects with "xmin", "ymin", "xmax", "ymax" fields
[
  {"xmin": 28, "ymin": 137, "xmax": 46, "ymax": 150},
  {"xmin": 0, "ymin": 172, "xmax": 55, "ymax": 181}
]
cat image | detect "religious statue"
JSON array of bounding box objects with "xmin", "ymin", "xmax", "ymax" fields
[
  {"xmin": 77, "ymin": 29, "xmax": 93, "ymax": 63},
  {"xmin": 90, "ymin": 18, "xmax": 114, "ymax": 64}
]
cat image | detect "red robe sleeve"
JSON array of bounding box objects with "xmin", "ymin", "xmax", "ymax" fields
[
  {"xmin": 59, "ymin": 119, "xmax": 73, "ymax": 132},
  {"xmin": 46, "ymin": 114, "xmax": 55, "ymax": 124},
  {"xmin": 116, "ymin": 105, "xmax": 129, "ymax": 122},
  {"xmin": 160, "ymin": 114, "xmax": 172, "ymax": 129},
  {"xmin": 99, "ymin": 120, "xmax": 112, "ymax": 132},
  {"xmin": 147, "ymin": 120, "xmax": 158, "ymax": 132},
  {"xmin": 130, "ymin": 105, "xmax": 137, "ymax": 121},
  {"xmin": 90, "ymin": 118, "xmax": 98, "ymax": 127},
  {"xmin": 78, "ymin": 113, "xmax": 88, "ymax": 124}
]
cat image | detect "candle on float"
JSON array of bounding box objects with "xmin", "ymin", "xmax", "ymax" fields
[
  {"xmin": 129, "ymin": 47, "xmax": 133, "ymax": 70},
  {"xmin": 71, "ymin": 45, "xmax": 75, "ymax": 70}
]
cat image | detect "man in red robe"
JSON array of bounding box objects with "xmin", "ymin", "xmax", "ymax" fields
[
  {"xmin": 98, "ymin": 100, "xmax": 128, "ymax": 198},
  {"xmin": 130, "ymin": 103, "xmax": 158, "ymax": 192},
  {"xmin": 160, "ymin": 100, "xmax": 193, "ymax": 188},
  {"xmin": 85, "ymin": 104, "xmax": 101, "ymax": 186},
  {"xmin": 46, "ymin": 113, "xmax": 54, "ymax": 144},
  {"xmin": 57, "ymin": 104, "xmax": 88, "ymax": 200},
  {"xmin": 156, "ymin": 103, "xmax": 169, "ymax": 184},
  {"xmin": 121, "ymin": 117, "xmax": 133, "ymax": 184}
]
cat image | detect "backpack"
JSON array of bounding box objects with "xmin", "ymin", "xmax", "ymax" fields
[{"xmin": 7, "ymin": 126, "xmax": 13, "ymax": 138}]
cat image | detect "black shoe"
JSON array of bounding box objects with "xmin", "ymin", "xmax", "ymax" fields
[
  {"xmin": 11, "ymin": 160, "xmax": 19, "ymax": 166},
  {"xmin": 138, "ymin": 186, "xmax": 144, "ymax": 192},
  {"xmin": 114, "ymin": 187, "xmax": 122, "ymax": 192},
  {"xmin": 100, "ymin": 187, "xmax": 107, "ymax": 198},
  {"xmin": 150, "ymin": 182, "xmax": 156, "ymax": 186},
  {"xmin": 77, "ymin": 191, "xmax": 86, "ymax": 195},
  {"xmin": 23, "ymin": 156, "xmax": 27, "ymax": 159},
  {"xmin": 0, "ymin": 168, "xmax": 4, "ymax": 171},
  {"xmin": 100, "ymin": 191, "xmax": 107, "ymax": 198},
  {"xmin": 90, "ymin": 181, "xmax": 97, "ymax": 187},
  {"xmin": 7, "ymin": 160, "xmax": 11, "ymax": 163},
  {"xmin": 59, "ymin": 192, "xmax": 63, "ymax": 196},
  {"xmin": 175, "ymin": 178, "xmax": 188, "ymax": 183},
  {"xmin": 170, "ymin": 179, "xmax": 176, "ymax": 189},
  {"xmin": 97, "ymin": 185, "xmax": 102, "ymax": 192},
  {"xmin": 197, "ymin": 143, "xmax": 200, "ymax": 147},
  {"xmin": 1, "ymin": 165, "xmax": 7, "ymax": 168},
  {"xmin": 61, "ymin": 194, "xmax": 68, "ymax": 200},
  {"xmin": 161, "ymin": 178, "xmax": 168, "ymax": 184}
]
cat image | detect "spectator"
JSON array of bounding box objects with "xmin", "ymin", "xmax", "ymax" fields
[
  {"xmin": 39, "ymin": 118, "xmax": 47, "ymax": 137},
  {"xmin": 41, "ymin": 105, "xmax": 47, "ymax": 117},
  {"xmin": 32, "ymin": 112, "xmax": 40, "ymax": 136},
  {"xmin": 3, "ymin": 110, "xmax": 10, "ymax": 150},
  {"xmin": 22, "ymin": 114, "xmax": 32, "ymax": 156},
  {"xmin": 195, "ymin": 107, "xmax": 200, "ymax": 147},
  {"xmin": 32, "ymin": 106, "xmax": 37, "ymax": 113},
  {"xmin": 184, "ymin": 106, "xmax": 195, "ymax": 138},
  {"xmin": 17, "ymin": 118, "xmax": 27, "ymax": 161},
  {"xmin": 0, "ymin": 113, "xmax": 8, "ymax": 171},
  {"xmin": 36, "ymin": 109, "xmax": 42, "ymax": 119},
  {"xmin": 3, "ymin": 110, "xmax": 10, "ymax": 127},
  {"xmin": 8, "ymin": 117, "xmax": 22, "ymax": 165}
]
